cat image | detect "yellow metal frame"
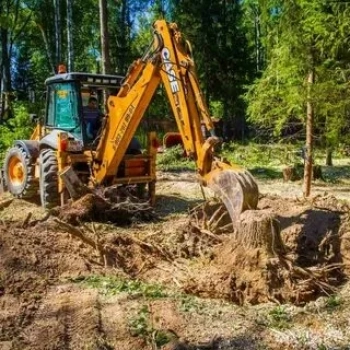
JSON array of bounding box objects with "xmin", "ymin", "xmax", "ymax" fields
[
  {"xmin": 28, "ymin": 20, "xmax": 257, "ymax": 215},
  {"xmin": 92, "ymin": 20, "xmax": 222, "ymax": 187}
]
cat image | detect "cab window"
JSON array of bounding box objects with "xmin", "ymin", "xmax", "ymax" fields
[{"xmin": 47, "ymin": 82, "xmax": 81, "ymax": 133}]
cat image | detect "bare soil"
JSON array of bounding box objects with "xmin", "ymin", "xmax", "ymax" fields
[{"xmin": 1, "ymin": 171, "xmax": 350, "ymax": 350}]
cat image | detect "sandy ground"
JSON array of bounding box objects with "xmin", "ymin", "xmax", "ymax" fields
[{"xmin": 1, "ymin": 171, "xmax": 350, "ymax": 350}]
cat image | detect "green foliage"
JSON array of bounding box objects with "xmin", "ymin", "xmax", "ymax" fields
[
  {"xmin": 128, "ymin": 305, "xmax": 174, "ymax": 347},
  {"xmin": 0, "ymin": 103, "xmax": 35, "ymax": 153},
  {"xmin": 157, "ymin": 145, "xmax": 195, "ymax": 172},
  {"xmin": 220, "ymin": 142, "xmax": 299, "ymax": 168},
  {"xmin": 325, "ymin": 294, "xmax": 342, "ymax": 311},
  {"xmin": 128, "ymin": 305, "xmax": 151, "ymax": 338},
  {"xmin": 267, "ymin": 306, "xmax": 291, "ymax": 330},
  {"xmin": 178, "ymin": 295, "xmax": 205, "ymax": 314},
  {"xmin": 209, "ymin": 100, "xmax": 224, "ymax": 119},
  {"xmin": 245, "ymin": 0, "xmax": 350, "ymax": 148},
  {"xmin": 72, "ymin": 275, "xmax": 167, "ymax": 299},
  {"xmin": 173, "ymin": 0, "xmax": 254, "ymax": 125},
  {"xmin": 3, "ymin": 0, "xmax": 350, "ymax": 152}
]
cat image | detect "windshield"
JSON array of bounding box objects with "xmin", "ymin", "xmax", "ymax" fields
[{"xmin": 46, "ymin": 82, "xmax": 81, "ymax": 137}]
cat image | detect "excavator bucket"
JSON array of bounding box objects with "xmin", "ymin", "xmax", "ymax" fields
[{"xmin": 204, "ymin": 162, "xmax": 259, "ymax": 225}]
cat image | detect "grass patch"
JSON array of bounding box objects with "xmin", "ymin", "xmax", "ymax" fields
[
  {"xmin": 267, "ymin": 306, "xmax": 292, "ymax": 330},
  {"xmin": 321, "ymin": 165, "xmax": 350, "ymax": 184},
  {"xmin": 128, "ymin": 305, "xmax": 175, "ymax": 347},
  {"xmin": 250, "ymin": 166, "xmax": 282, "ymax": 180},
  {"xmin": 155, "ymin": 141, "xmax": 350, "ymax": 183},
  {"xmin": 157, "ymin": 145, "xmax": 195, "ymax": 172},
  {"xmin": 325, "ymin": 294, "xmax": 342, "ymax": 311},
  {"xmin": 71, "ymin": 275, "xmax": 167, "ymax": 298},
  {"xmin": 178, "ymin": 294, "xmax": 206, "ymax": 314}
]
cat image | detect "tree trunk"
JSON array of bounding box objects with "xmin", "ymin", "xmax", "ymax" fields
[
  {"xmin": 66, "ymin": 0, "xmax": 74, "ymax": 72},
  {"xmin": 1, "ymin": 26, "xmax": 12, "ymax": 122},
  {"xmin": 37, "ymin": 23, "xmax": 56, "ymax": 74},
  {"xmin": 326, "ymin": 148, "xmax": 333, "ymax": 166},
  {"xmin": 303, "ymin": 68, "xmax": 314, "ymax": 197},
  {"xmin": 234, "ymin": 210, "xmax": 286, "ymax": 257},
  {"xmin": 118, "ymin": 0, "xmax": 128, "ymax": 73},
  {"xmin": 252, "ymin": 4, "xmax": 261, "ymax": 72},
  {"xmin": 54, "ymin": 0, "xmax": 61, "ymax": 67},
  {"xmin": 99, "ymin": 0, "xmax": 111, "ymax": 74}
]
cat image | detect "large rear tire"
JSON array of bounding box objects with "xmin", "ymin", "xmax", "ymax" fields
[
  {"xmin": 39, "ymin": 149, "xmax": 59, "ymax": 209},
  {"xmin": 3, "ymin": 146, "xmax": 38, "ymax": 199}
]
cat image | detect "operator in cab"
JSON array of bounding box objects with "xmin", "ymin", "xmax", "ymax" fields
[{"xmin": 82, "ymin": 96, "xmax": 103, "ymax": 140}]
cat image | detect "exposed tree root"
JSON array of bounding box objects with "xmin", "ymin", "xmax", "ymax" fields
[
  {"xmin": 180, "ymin": 204, "xmax": 345, "ymax": 305},
  {"xmin": 52, "ymin": 218, "xmax": 173, "ymax": 274}
]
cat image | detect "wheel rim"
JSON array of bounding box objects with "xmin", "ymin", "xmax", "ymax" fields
[{"xmin": 8, "ymin": 156, "xmax": 25, "ymax": 186}]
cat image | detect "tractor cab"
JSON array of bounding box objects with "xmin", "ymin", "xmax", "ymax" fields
[{"xmin": 43, "ymin": 72, "xmax": 124, "ymax": 147}]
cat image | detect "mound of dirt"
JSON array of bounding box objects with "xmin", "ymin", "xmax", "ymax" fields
[
  {"xmin": 0, "ymin": 220, "xmax": 97, "ymax": 344},
  {"xmin": 2, "ymin": 190, "xmax": 350, "ymax": 349},
  {"xmin": 182, "ymin": 195, "xmax": 349, "ymax": 305},
  {"xmin": 53, "ymin": 193, "xmax": 156, "ymax": 225}
]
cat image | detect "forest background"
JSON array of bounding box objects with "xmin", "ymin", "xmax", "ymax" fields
[{"xmin": 1, "ymin": 0, "xmax": 350, "ymax": 174}]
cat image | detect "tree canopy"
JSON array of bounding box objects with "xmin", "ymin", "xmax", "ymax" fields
[{"xmin": 0, "ymin": 0, "xmax": 350, "ymax": 149}]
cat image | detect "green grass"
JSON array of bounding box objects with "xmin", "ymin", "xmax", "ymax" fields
[
  {"xmin": 70, "ymin": 275, "xmax": 167, "ymax": 298},
  {"xmin": 267, "ymin": 306, "xmax": 292, "ymax": 330},
  {"xmin": 250, "ymin": 166, "xmax": 282, "ymax": 180},
  {"xmin": 155, "ymin": 142, "xmax": 350, "ymax": 184},
  {"xmin": 157, "ymin": 145, "xmax": 195, "ymax": 172},
  {"xmin": 220, "ymin": 142, "xmax": 350, "ymax": 183},
  {"xmin": 128, "ymin": 305, "xmax": 176, "ymax": 347},
  {"xmin": 325, "ymin": 294, "xmax": 343, "ymax": 311}
]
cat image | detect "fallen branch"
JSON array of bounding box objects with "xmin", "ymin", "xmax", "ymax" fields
[
  {"xmin": 0, "ymin": 198, "xmax": 13, "ymax": 210},
  {"xmin": 53, "ymin": 218, "xmax": 109, "ymax": 255}
]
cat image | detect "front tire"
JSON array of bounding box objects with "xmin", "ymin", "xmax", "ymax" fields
[
  {"xmin": 3, "ymin": 146, "xmax": 38, "ymax": 199},
  {"xmin": 39, "ymin": 149, "xmax": 59, "ymax": 209}
]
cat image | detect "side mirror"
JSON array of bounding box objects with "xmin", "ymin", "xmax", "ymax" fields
[
  {"xmin": 30, "ymin": 114, "xmax": 44, "ymax": 126},
  {"xmin": 30, "ymin": 114, "xmax": 38, "ymax": 124}
]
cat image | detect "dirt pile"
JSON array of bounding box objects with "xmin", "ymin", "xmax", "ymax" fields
[
  {"xmin": 0, "ymin": 219, "xmax": 97, "ymax": 346},
  {"xmin": 2, "ymin": 190, "xmax": 350, "ymax": 349},
  {"xmin": 53, "ymin": 192, "xmax": 156, "ymax": 225},
  {"xmin": 182, "ymin": 195, "xmax": 349, "ymax": 305}
]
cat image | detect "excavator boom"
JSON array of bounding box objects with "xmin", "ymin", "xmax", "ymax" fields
[{"xmin": 91, "ymin": 20, "xmax": 259, "ymax": 223}]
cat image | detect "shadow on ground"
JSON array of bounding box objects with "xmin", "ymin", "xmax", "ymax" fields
[
  {"xmin": 155, "ymin": 194, "xmax": 203, "ymax": 218},
  {"xmin": 170, "ymin": 332, "xmax": 262, "ymax": 350},
  {"xmin": 250, "ymin": 167, "xmax": 282, "ymax": 180}
]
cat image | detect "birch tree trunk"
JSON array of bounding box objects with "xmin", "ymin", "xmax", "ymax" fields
[
  {"xmin": 303, "ymin": 68, "xmax": 315, "ymax": 197},
  {"xmin": 36, "ymin": 23, "xmax": 56, "ymax": 74},
  {"xmin": 66, "ymin": 0, "xmax": 74, "ymax": 72},
  {"xmin": 99, "ymin": 0, "xmax": 111, "ymax": 74},
  {"xmin": 54, "ymin": 0, "xmax": 61, "ymax": 67}
]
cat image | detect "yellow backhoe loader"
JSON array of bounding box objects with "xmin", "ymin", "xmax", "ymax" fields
[{"xmin": 0, "ymin": 20, "xmax": 259, "ymax": 223}]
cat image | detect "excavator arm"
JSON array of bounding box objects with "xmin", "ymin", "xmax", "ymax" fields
[{"xmin": 92, "ymin": 20, "xmax": 259, "ymax": 223}]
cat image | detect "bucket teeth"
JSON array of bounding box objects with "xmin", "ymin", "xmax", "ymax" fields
[{"xmin": 206, "ymin": 168, "xmax": 259, "ymax": 225}]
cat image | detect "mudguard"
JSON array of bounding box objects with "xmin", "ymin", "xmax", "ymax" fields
[{"xmin": 12, "ymin": 140, "xmax": 40, "ymax": 161}]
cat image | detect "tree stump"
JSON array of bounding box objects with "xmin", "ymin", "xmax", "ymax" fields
[
  {"xmin": 234, "ymin": 210, "xmax": 286, "ymax": 257},
  {"xmin": 282, "ymin": 165, "xmax": 302, "ymax": 181},
  {"xmin": 283, "ymin": 164, "xmax": 322, "ymax": 182},
  {"xmin": 313, "ymin": 165, "xmax": 323, "ymax": 180}
]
